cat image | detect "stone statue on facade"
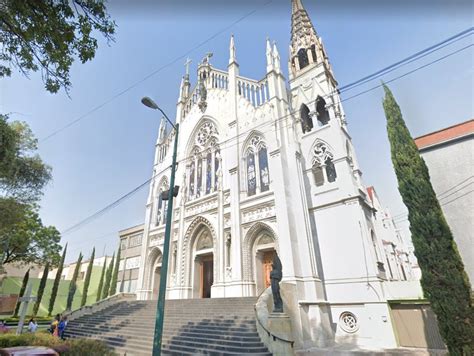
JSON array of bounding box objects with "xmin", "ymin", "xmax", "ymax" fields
[{"xmin": 270, "ymin": 252, "xmax": 283, "ymax": 313}]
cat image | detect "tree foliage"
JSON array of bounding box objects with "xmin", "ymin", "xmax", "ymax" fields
[
  {"xmin": 13, "ymin": 268, "xmax": 29, "ymax": 317},
  {"xmin": 383, "ymin": 85, "xmax": 473, "ymax": 355},
  {"xmin": 32, "ymin": 262, "xmax": 49, "ymax": 316},
  {"xmin": 102, "ymin": 252, "xmax": 114, "ymax": 300},
  {"xmin": 81, "ymin": 247, "xmax": 95, "ymax": 307},
  {"xmin": 109, "ymin": 247, "xmax": 120, "ymax": 296},
  {"xmin": 0, "ymin": 204, "xmax": 61, "ymax": 266},
  {"xmin": 0, "ymin": 115, "xmax": 51, "ymax": 204},
  {"xmin": 48, "ymin": 243, "xmax": 67, "ymax": 316},
  {"xmin": 66, "ymin": 252, "xmax": 82, "ymax": 311},
  {"xmin": 96, "ymin": 256, "xmax": 106, "ymax": 302},
  {"xmin": 0, "ymin": 0, "xmax": 115, "ymax": 93}
]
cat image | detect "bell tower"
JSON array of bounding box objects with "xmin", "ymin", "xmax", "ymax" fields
[{"xmin": 289, "ymin": 0, "xmax": 386, "ymax": 313}]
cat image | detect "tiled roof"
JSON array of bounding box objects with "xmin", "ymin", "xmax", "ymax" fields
[{"xmin": 414, "ymin": 119, "xmax": 474, "ymax": 149}]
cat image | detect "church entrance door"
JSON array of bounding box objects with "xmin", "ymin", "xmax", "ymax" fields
[
  {"xmin": 152, "ymin": 266, "xmax": 161, "ymax": 300},
  {"xmin": 262, "ymin": 250, "xmax": 275, "ymax": 289},
  {"xmin": 200, "ymin": 254, "xmax": 213, "ymax": 298}
]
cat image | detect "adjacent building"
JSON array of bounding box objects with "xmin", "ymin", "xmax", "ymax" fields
[{"xmin": 415, "ymin": 119, "xmax": 474, "ymax": 286}]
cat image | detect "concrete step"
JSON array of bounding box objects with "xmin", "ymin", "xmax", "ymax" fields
[{"xmin": 66, "ymin": 297, "xmax": 268, "ymax": 355}]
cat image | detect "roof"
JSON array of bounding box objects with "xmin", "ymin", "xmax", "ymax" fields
[
  {"xmin": 414, "ymin": 119, "xmax": 474, "ymax": 150},
  {"xmin": 119, "ymin": 223, "xmax": 145, "ymax": 236}
]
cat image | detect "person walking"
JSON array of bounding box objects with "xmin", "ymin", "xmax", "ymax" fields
[
  {"xmin": 58, "ymin": 316, "xmax": 68, "ymax": 340},
  {"xmin": 27, "ymin": 318, "xmax": 38, "ymax": 333},
  {"xmin": 50, "ymin": 314, "xmax": 60, "ymax": 337}
]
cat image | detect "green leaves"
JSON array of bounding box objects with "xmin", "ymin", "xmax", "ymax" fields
[
  {"xmin": 383, "ymin": 85, "xmax": 473, "ymax": 355},
  {"xmin": 0, "ymin": 0, "xmax": 115, "ymax": 94}
]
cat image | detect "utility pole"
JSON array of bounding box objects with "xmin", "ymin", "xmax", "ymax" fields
[{"xmin": 141, "ymin": 97, "xmax": 179, "ymax": 356}]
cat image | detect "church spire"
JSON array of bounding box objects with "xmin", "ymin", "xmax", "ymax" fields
[{"xmin": 289, "ymin": 0, "xmax": 336, "ymax": 83}]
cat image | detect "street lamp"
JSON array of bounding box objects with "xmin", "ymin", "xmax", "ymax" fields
[{"xmin": 141, "ymin": 96, "xmax": 179, "ymax": 356}]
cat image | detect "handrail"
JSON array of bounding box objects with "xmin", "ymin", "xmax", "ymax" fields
[{"xmin": 254, "ymin": 304, "xmax": 295, "ymax": 347}]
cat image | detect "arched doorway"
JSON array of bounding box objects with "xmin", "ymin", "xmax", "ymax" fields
[
  {"xmin": 253, "ymin": 232, "xmax": 276, "ymax": 295},
  {"xmin": 192, "ymin": 226, "xmax": 214, "ymax": 298},
  {"xmin": 147, "ymin": 248, "xmax": 162, "ymax": 300}
]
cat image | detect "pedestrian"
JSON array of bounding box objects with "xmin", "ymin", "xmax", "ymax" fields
[
  {"xmin": 50, "ymin": 314, "xmax": 60, "ymax": 337},
  {"xmin": 0, "ymin": 320, "xmax": 9, "ymax": 334},
  {"xmin": 27, "ymin": 318, "xmax": 38, "ymax": 333},
  {"xmin": 58, "ymin": 316, "xmax": 68, "ymax": 340}
]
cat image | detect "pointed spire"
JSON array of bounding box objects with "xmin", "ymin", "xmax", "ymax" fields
[
  {"xmin": 272, "ymin": 41, "xmax": 281, "ymax": 73},
  {"xmin": 290, "ymin": 0, "xmax": 318, "ymax": 57},
  {"xmin": 229, "ymin": 34, "xmax": 237, "ymax": 65},
  {"xmin": 158, "ymin": 116, "xmax": 166, "ymax": 141},
  {"xmin": 266, "ymin": 37, "xmax": 274, "ymax": 72}
]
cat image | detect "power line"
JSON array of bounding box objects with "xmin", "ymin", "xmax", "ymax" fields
[
  {"xmin": 60, "ymin": 42, "xmax": 471, "ymax": 238},
  {"xmin": 339, "ymin": 27, "xmax": 473, "ymax": 92},
  {"xmin": 340, "ymin": 44, "xmax": 473, "ymax": 103},
  {"xmin": 39, "ymin": 0, "xmax": 274, "ymax": 142},
  {"xmin": 39, "ymin": 23, "xmax": 471, "ymax": 143}
]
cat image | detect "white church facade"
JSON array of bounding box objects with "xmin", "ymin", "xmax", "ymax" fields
[{"xmin": 122, "ymin": 0, "xmax": 424, "ymax": 349}]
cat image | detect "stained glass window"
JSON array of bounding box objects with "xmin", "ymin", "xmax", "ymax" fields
[
  {"xmin": 259, "ymin": 147, "xmax": 270, "ymax": 192},
  {"xmin": 247, "ymin": 151, "xmax": 256, "ymax": 196},
  {"xmin": 214, "ymin": 149, "xmax": 220, "ymax": 190},
  {"xmin": 197, "ymin": 158, "xmax": 202, "ymax": 197},
  {"xmin": 189, "ymin": 161, "xmax": 195, "ymax": 197},
  {"xmin": 205, "ymin": 151, "xmax": 212, "ymax": 194}
]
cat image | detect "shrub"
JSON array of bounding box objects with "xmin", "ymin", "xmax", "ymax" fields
[{"xmin": 0, "ymin": 333, "xmax": 116, "ymax": 355}]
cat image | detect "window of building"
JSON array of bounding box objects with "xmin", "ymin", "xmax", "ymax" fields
[
  {"xmin": 310, "ymin": 44, "xmax": 317, "ymax": 63},
  {"xmin": 128, "ymin": 234, "xmax": 142, "ymax": 248},
  {"xmin": 156, "ymin": 178, "xmax": 169, "ymax": 226},
  {"xmin": 315, "ymin": 96, "xmax": 330, "ymax": 125},
  {"xmin": 245, "ymin": 135, "xmax": 270, "ymax": 196},
  {"xmin": 300, "ymin": 103, "xmax": 313, "ymax": 134},
  {"xmin": 120, "ymin": 238, "xmax": 128, "ymax": 251},
  {"xmin": 311, "ymin": 141, "xmax": 336, "ymax": 186},
  {"xmin": 187, "ymin": 121, "xmax": 220, "ymax": 201},
  {"xmin": 297, "ymin": 48, "xmax": 309, "ymax": 69}
]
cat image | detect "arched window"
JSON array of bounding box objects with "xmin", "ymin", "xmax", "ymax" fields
[
  {"xmin": 312, "ymin": 141, "xmax": 336, "ymax": 186},
  {"xmin": 310, "ymin": 44, "xmax": 317, "ymax": 63},
  {"xmin": 187, "ymin": 121, "xmax": 220, "ymax": 200},
  {"xmin": 315, "ymin": 96, "xmax": 330, "ymax": 125},
  {"xmin": 300, "ymin": 103, "xmax": 313, "ymax": 134},
  {"xmin": 297, "ymin": 48, "xmax": 309, "ymax": 69},
  {"xmin": 156, "ymin": 178, "xmax": 169, "ymax": 226},
  {"xmin": 245, "ymin": 135, "xmax": 270, "ymax": 196}
]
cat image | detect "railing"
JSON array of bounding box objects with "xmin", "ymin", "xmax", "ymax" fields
[
  {"xmin": 209, "ymin": 68, "xmax": 229, "ymax": 90},
  {"xmin": 237, "ymin": 76, "xmax": 269, "ymax": 107},
  {"xmin": 254, "ymin": 304, "xmax": 295, "ymax": 347}
]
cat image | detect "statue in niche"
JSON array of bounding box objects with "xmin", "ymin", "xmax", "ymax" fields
[{"xmin": 270, "ymin": 252, "xmax": 283, "ymax": 313}]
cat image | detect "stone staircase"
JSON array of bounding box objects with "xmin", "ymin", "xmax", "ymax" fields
[{"xmin": 64, "ymin": 297, "xmax": 272, "ymax": 355}]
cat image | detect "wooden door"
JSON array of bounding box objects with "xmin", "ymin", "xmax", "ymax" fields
[
  {"xmin": 200, "ymin": 255, "xmax": 213, "ymax": 298},
  {"xmin": 262, "ymin": 250, "xmax": 275, "ymax": 289}
]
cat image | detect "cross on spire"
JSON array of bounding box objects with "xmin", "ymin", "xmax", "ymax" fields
[{"xmin": 184, "ymin": 58, "xmax": 192, "ymax": 76}]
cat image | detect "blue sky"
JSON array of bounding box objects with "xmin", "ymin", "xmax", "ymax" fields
[{"xmin": 1, "ymin": 0, "xmax": 472, "ymax": 262}]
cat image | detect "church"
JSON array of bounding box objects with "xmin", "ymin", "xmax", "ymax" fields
[{"xmin": 119, "ymin": 0, "xmax": 424, "ymax": 349}]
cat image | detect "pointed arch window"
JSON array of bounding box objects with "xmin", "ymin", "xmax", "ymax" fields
[
  {"xmin": 312, "ymin": 141, "xmax": 336, "ymax": 186},
  {"xmin": 156, "ymin": 178, "xmax": 169, "ymax": 226},
  {"xmin": 300, "ymin": 103, "xmax": 313, "ymax": 134},
  {"xmin": 315, "ymin": 96, "xmax": 330, "ymax": 125},
  {"xmin": 187, "ymin": 121, "xmax": 221, "ymax": 201},
  {"xmin": 297, "ymin": 48, "xmax": 309, "ymax": 69},
  {"xmin": 245, "ymin": 135, "xmax": 270, "ymax": 196},
  {"xmin": 310, "ymin": 44, "xmax": 317, "ymax": 63}
]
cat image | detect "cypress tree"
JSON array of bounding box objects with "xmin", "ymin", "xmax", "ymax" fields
[
  {"xmin": 109, "ymin": 247, "xmax": 121, "ymax": 296},
  {"xmin": 96, "ymin": 257, "xmax": 107, "ymax": 302},
  {"xmin": 32, "ymin": 262, "xmax": 49, "ymax": 316},
  {"xmin": 382, "ymin": 85, "xmax": 473, "ymax": 355},
  {"xmin": 102, "ymin": 253, "xmax": 115, "ymax": 300},
  {"xmin": 48, "ymin": 244, "xmax": 67, "ymax": 316},
  {"xmin": 13, "ymin": 268, "xmax": 30, "ymax": 317},
  {"xmin": 66, "ymin": 252, "xmax": 83, "ymax": 311},
  {"xmin": 81, "ymin": 247, "xmax": 95, "ymax": 307}
]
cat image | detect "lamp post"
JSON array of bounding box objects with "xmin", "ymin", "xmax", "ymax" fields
[{"xmin": 141, "ymin": 97, "xmax": 179, "ymax": 356}]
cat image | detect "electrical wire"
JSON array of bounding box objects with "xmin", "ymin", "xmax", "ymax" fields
[{"xmin": 60, "ymin": 43, "xmax": 472, "ymax": 237}]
